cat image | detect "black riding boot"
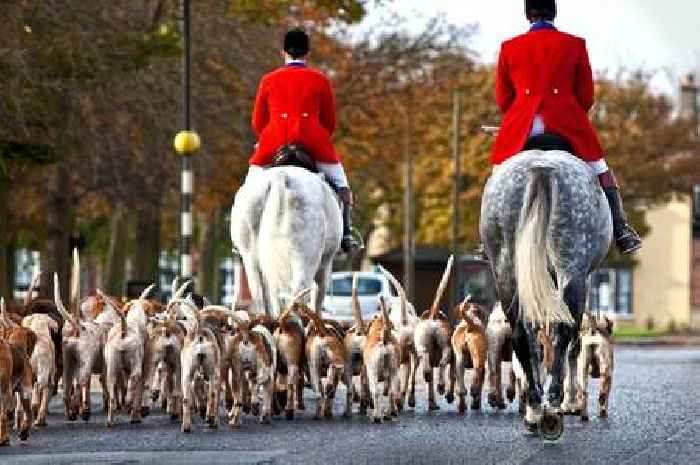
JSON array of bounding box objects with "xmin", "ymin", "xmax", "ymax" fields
[
  {"xmin": 599, "ymin": 171, "xmax": 642, "ymax": 254},
  {"xmin": 338, "ymin": 187, "xmax": 361, "ymax": 253}
]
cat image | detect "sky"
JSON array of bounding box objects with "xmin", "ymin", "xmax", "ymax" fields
[{"xmin": 359, "ymin": 0, "xmax": 700, "ymax": 96}]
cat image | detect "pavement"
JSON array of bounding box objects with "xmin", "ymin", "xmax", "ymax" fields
[
  {"xmin": 614, "ymin": 335, "xmax": 700, "ymax": 347},
  {"xmin": 0, "ymin": 347, "xmax": 698, "ymax": 465}
]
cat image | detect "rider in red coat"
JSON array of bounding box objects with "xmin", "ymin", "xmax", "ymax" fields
[
  {"xmin": 249, "ymin": 29, "xmax": 359, "ymax": 252},
  {"xmin": 492, "ymin": 0, "xmax": 641, "ymax": 254}
]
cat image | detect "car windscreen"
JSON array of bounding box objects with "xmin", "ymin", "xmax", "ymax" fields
[{"xmin": 327, "ymin": 277, "xmax": 382, "ymax": 297}]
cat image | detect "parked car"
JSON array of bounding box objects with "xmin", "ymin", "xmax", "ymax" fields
[{"xmin": 322, "ymin": 271, "xmax": 405, "ymax": 325}]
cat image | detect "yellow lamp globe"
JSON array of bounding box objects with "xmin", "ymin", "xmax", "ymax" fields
[{"xmin": 173, "ymin": 130, "xmax": 201, "ymax": 154}]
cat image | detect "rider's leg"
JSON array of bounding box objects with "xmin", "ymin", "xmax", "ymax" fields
[
  {"xmin": 589, "ymin": 160, "xmax": 642, "ymax": 254},
  {"xmin": 317, "ymin": 162, "xmax": 361, "ymax": 252}
]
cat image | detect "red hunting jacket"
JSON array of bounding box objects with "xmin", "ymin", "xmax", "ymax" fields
[
  {"xmin": 491, "ymin": 26, "xmax": 604, "ymax": 165},
  {"xmin": 250, "ymin": 63, "xmax": 340, "ymax": 166}
]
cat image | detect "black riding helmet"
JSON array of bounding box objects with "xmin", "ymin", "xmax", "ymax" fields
[
  {"xmin": 284, "ymin": 28, "xmax": 309, "ymax": 59},
  {"xmin": 525, "ymin": 0, "xmax": 557, "ymax": 21}
]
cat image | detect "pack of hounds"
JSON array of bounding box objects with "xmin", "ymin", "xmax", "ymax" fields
[{"xmin": 0, "ymin": 251, "xmax": 614, "ymax": 446}]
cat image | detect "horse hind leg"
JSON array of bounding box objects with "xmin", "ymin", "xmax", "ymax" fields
[
  {"xmin": 512, "ymin": 320, "xmax": 543, "ymax": 431},
  {"xmin": 548, "ymin": 279, "xmax": 586, "ymax": 408}
]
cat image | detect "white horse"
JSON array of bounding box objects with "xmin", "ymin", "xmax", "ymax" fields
[{"xmin": 230, "ymin": 166, "xmax": 342, "ymax": 316}]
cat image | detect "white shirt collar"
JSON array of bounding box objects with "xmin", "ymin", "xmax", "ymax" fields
[{"xmin": 285, "ymin": 59, "xmax": 307, "ymax": 66}]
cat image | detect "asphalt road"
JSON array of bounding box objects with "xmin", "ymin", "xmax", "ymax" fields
[{"xmin": 1, "ymin": 347, "xmax": 698, "ymax": 465}]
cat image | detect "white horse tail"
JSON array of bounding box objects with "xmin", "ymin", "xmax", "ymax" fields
[
  {"xmin": 265, "ymin": 170, "xmax": 288, "ymax": 226},
  {"xmin": 515, "ymin": 166, "xmax": 574, "ymax": 326}
]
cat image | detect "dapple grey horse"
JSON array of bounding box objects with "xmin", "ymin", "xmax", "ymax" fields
[
  {"xmin": 480, "ymin": 150, "xmax": 612, "ymax": 439},
  {"xmin": 230, "ymin": 166, "xmax": 342, "ymax": 316}
]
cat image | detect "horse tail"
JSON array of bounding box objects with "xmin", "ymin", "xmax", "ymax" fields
[
  {"xmin": 515, "ymin": 167, "xmax": 574, "ymax": 326},
  {"xmin": 266, "ymin": 170, "xmax": 288, "ymax": 225}
]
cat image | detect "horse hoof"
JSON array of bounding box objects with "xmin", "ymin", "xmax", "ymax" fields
[
  {"xmin": 130, "ymin": 417, "xmax": 142, "ymax": 424},
  {"xmin": 600, "ymin": 410, "xmax": 608, "ymax": 419},
  {"xmin": 471, "ymin": 400, "xmax": 481, "ymax": 410},
  {"xmin": 408, "ymin": 399, "xmax": 416, "ymax": 409},
  {"xmin": 506, "ymin": 389, "xmax": 516, "ymax": 403},
  {"xmin": 199, "ymin": 408, "xmax": 207, "ymax": 420},
  {"xmin": 445, "ymin": 393, "xmax": 454, "ymax": 404},
  {"xmin": 581, "ymin": 415, "xmax": 590, "ymax": 423},
  {"xmin": 182, "ymin": 426, "xmax": 192, "ymax": 434},
  {"xmin": 563, "ymin": 408, "xmax": 581, "ymax": 416},
  {"xmin": 68, "ymin": 413, "xmax": 77, "ymax": 422},
  {"xmin": 540, "ymin": 409, "xmax": 564, "ymax": 441},
  {"xmin": 0, "ymin": 438, "xmax": 9, "ymax": 447},
  {"xmin": 19, "ymin": 429, "xmax": 29, "ymax": 441},
  {"xmin": 81, "ymin": 410, "xmax": 91, "ymax": 422},
  {"xmin": 170, "ymin": 413, "xmax": 180, "ymax": 421},
  {"xmin": 141, "ymin": 406, "xmax": 150, "ymax": 417},
  {"xmin": 286, "ymin": 410, "xmax": 294, "ymax": 421},
  {"xmin": 437, "ymin": 384, "xmax": 445, "ymax": 396},
  {"xmin": 372, "ymin": 416, "xmax": 381, "ymax": 424}
]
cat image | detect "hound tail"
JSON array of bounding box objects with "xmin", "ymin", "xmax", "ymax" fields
[{"xmin": 515, "ymin": 167, "xmax": 573, "ymax": 326}]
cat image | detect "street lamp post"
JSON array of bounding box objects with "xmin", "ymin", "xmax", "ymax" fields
[
  {"xmin": 173, "ymin": 0, "xmax": 200, "ymax": 280},
  {"xmin": 451, "ymin": 91, "xmax": 462, "ymax": 309}
]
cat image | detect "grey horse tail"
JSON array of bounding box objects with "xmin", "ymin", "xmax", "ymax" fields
[{"xmin": 515, "ymin": 167, "xmax": 574, "ymax": 326}]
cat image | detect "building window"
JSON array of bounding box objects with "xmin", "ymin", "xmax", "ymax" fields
[{"xmin": 589, "ymin": 268, "xmax": 633, "ymax": 316}]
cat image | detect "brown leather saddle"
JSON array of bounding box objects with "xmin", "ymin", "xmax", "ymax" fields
[
  {"xmin": 272, "ymin": 144, "xmax": 344, "ymax": 193},
  {"xmin": 272, "ymin": 144, "xmax": 318, "ymax": 174}
]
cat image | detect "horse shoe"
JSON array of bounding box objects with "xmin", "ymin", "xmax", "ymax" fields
[{"xmin": 539, "ymin": 407, "xmax": 564, "ymax": 441}]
